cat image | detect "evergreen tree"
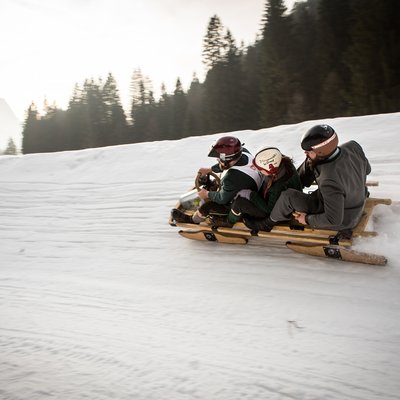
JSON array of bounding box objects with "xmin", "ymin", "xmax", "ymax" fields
[
  {"xmin": 83, "ymin": 79, "xmax": 107, "ymax": 147},
  {"xmin": 202, "ymin": 15, "xmax": 226, "ymax": 70},
  {"xmin": 346, "ymin": 0, "xmax": 400, "ymax": 114},
  {"xmin": 316, "ymin": 0, "xmax": 352, "ymax": 117},
  {"xmin": 130, "ymin": 69, "xmax": 156, "ymax": 142},
  {"xmin": 22, "ymin": 103, "xmax": 41, "ymax": 154},
  {"xmin": 39, "ymin": 102, "xmax": 68, "ymax": 152},
  {"xmin": 203, "ymin": 22, "xmax": 249, "ymax": 133},
  {"xmin": 67, "ymin": 83, "xmax": 92, "ymax": 150},
  {"xmin": 171, "ymin": 78, "xmax": 188, "ymax": 139},
  {"xmin": 288, "ymin": 1, "xmax": 319, "ymax": 121},
  {"xmin": 156, "ymin": 83, "xmax": 173, "ymax": 140},
  {"xmin": 259, "ymin": 0, "xmax": 293, "ymax": 127},
  {"xmin": 240, "ymin": 41, "xmax": 263, "ymax": 129},
  {"xmin": 4, "ymin": 138, "xmax": 17, "ymax": 155},
  {"xmin": 102, "ymin": 73, "xmax": 128, "ymax": 145},
  {"xmin": 184, "ymin": 74, "xmax": 207, "ymax": 136}
]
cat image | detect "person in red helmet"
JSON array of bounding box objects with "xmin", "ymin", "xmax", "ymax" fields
[
  {"xmin": 244, "ymin": 124, "xmax": 371, "ymax": 233},
  {"xmin": 171, "ymin": 136, "xmax": 263, "ymax": 226},
  {"xmin": 226, "ymin": 146, "xmax": 302, "ymax": 226}
]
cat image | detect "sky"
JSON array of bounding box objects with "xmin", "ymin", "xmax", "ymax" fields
[
  {"xmin": 0, "ymin": 0, "xmax": 300, "ymax": 123},
  {"xmin": 1, "ymin": 112, "xmax": 400, "ymax": 399}
]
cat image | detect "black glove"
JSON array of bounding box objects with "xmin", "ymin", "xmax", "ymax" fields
[{"xmin": 198, "ymin": 175, "xmax": 209, "ymax": 186}]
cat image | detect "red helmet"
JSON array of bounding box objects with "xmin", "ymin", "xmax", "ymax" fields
[{"xmin": 208, "ymin": 136, "xmax": 243, "ymax": 163}]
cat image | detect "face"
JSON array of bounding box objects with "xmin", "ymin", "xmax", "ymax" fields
[
  {"xmin": 259, "ymin": 168, "xmax": 271, "ymax": 176},
  {"xmin": 218, "ymin": 159, "xmax": 234, "ymax": 169},
  {"xmin": 304, "ymin": 150, "xmax": 317, "ymax": 160}
]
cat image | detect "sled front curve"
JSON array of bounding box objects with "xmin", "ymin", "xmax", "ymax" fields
[{"xmin": 286, "ymin": 241, "xmax": 387, "ymax": 266}]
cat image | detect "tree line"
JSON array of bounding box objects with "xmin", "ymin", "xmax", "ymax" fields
[{"xmin": 22, "ymin": 0, "xmax": 400, "ymax": 154}]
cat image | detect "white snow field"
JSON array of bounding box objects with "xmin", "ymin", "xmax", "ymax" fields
[{"xmin": 1, "ymin": 112, "xmax": 400, "ymax": 400}]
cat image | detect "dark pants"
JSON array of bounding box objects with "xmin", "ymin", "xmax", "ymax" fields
[
  {"xmin": 199, "ymin": 201, "xmax": 230, "ymax": 216},
  {"xmin": 231, "ymin": 196, "xmax": 268, "ymax": 219},
  {"xmin": 270, "ymin": 188, "xmax": 323, "ymax": 222}
]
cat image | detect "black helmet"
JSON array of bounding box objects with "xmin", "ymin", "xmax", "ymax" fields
[
  {"xmin": 208, "ymin": 136, "xmax": 243, "ymax": 163},
  {"xmin": 301, "ymin": 124, "xmax": 338, "ymax": 157}
]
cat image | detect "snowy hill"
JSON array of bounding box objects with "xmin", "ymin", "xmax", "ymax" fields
[
  {"xmin": 0, "ymin": 98, "xmax": 22, "ymax": 151},
  {"xmin": 1, "ymin": 112, "xmax": 400, "ymax": 400}
]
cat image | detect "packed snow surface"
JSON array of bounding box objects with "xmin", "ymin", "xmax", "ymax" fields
[{"xmin": 1, "ymin": 113, "xmax": 400, "ymax": 400}]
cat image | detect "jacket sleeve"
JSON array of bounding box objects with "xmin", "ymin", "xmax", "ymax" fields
[
  {"xmin": 266, "ymin": 171, "xmax": 302, "ymax": 214},
  {"xmin": 297, "ymin": 158, "xmax": 316, "ymax": 188},
  {"xmin": 307, "ymin": 180, "xmax": 345, "ymax": 228},
  {"xmin": 208, "ymin": 169, "xmax": 257, "ymax": 205},
  {"xmin": 208, "ymin": 177, "xmax": 238, "ymax": 204},
  {"xmin": 211, "ymin": 163, "xmax": 223, "ymax": 173}
]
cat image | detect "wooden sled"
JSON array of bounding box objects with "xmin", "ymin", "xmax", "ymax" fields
[
  {"xmin": 286, "ymin": 242, "xmax": 387, "ymax": 266},
  {"xmin": 169, "ymin": 178, "xmax": 392, "ymax": 266}
]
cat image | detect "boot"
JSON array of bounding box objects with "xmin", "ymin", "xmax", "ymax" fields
[
  {"xmin": 243, "ymin": 216, "xmax": 274, "ymax": 232},
  {"xmin": 171, "ymin": 208, "xmax": 195, "ymax": 224},
  {"xmin": 209, "ymin": 214, "xmax": 233, "ymax": 228}
]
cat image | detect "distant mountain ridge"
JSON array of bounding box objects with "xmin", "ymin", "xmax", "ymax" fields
[{"xmin": 0, "ymin": 98, "xmax": 22, "ymax": 151}]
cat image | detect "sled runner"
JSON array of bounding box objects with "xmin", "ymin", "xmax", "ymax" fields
[{"xmin": 169, "ymin": 173, "xmax": 392, "ymax": 266}]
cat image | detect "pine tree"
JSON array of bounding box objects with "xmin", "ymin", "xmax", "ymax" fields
[
  {"xmin": 130, "ymin": 69, "xmax": 156, "ymax": 142},
  {"xmin": 259, "ymin": 0, "xmax": 293, "ymax": 127},
  {"xmin": 203, "ymin": 22, "xmax": 250, "ymax": 133},
  {"xmin": 67, "ymin": 83, "xmax": 91, "ymax": 150},
  {"xmin": 156, "ymin": 83, "xmax": 173, "ymax": 140},
  {"xmin": 202, "ymin": 15, "xmax": 226, "ymax": 70},
  {"xmin": 240, "ymin": 41, "xmax": 263, "ymax": 129},
  {"xmin": 102, "ymin": 73, "xmax": 128, "ymax": 145},
  {"xmin": 345, "ymin": 0, "xmax": 400, "ymax": 114},
  {"xmin": 4, "ymin": 138, "xmax": 17, "ymax": 155},
  {"xmin": 184, "ymin": 74, "xmax": 206, "ymax": 136},
  {"xmin": 315, "ymin": 0, "xmax": 352, "ymax": 117},
  {"xmin": 40, "ymin": 104, "xmax": 68, "ymax": 152},
  {"xmin": 22, "ymin": 103, "xmax": 41, "ymax": 154},
  {"xmin": 288, "ymin": 1, "xmax": 319, "ymax": 121},
  {"xmin": 80, "ymin": 79, "xmax": 105, "ymax": 148},
  {"xmin": 171, "ymin": 78, "xmax": 188, "ymax": 139}
]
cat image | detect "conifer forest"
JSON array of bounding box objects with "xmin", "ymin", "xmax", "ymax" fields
[{"xmin": 22, "ymin": 0, "xmax": 400, "ymax": 154}]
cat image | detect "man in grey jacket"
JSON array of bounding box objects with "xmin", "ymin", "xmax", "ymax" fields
[{"xmin": 244, "ymin": 124, "xmax": 371, "ymax": 233}]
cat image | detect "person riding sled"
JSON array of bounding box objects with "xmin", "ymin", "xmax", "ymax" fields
[
  {"xmin": 244, "ymin": 124, "xmax": 372, "ymax": 234},
  {"xmin": 224, "ymin": 146, "xmax": 302, "ymax": 227},
  {"xmin": 171, "ymin": 136, "xmax": 263, "ymax": 226}
]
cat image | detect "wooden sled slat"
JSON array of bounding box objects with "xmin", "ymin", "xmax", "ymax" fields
[
  {"xmin": 217, "ymin": 227, "xmax": 352, "ymax": 247},
  {"xmin": 353, "ymin": 197, "xmax": 392, "ymax": 236},
  {"xmin": 174, "ymin": 222, "xmax": 353, "ymax": 247},
  {"xmin": 287, "ymin": 242, "xmax": 387, "ymax": 266},
  {"xmin": 179, "ymin": 230, "xmax": 248, "ymax": 245}
]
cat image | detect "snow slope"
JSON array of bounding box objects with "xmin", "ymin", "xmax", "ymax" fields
[{"xmin": 1, "ymin": 112, "xmax": 400, "ymax": 400}]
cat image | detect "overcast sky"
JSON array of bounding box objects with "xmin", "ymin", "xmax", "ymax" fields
[{"xmin": 1, "ymin": 0, "xmax": 297, "ymax": 121}]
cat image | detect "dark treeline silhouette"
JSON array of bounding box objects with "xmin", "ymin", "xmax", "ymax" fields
[{"xmin": 22, "ymin": 0, "xmax": 400, "ymax": 154}]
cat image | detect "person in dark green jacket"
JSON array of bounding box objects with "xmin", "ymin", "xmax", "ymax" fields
[
  {"xmin": 171, "ymin": 136, "xmax": 263, "ymax": 225},
  {"xmin": 223, "ymin": 146, "xmax": 302, "ymax": 226}
]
